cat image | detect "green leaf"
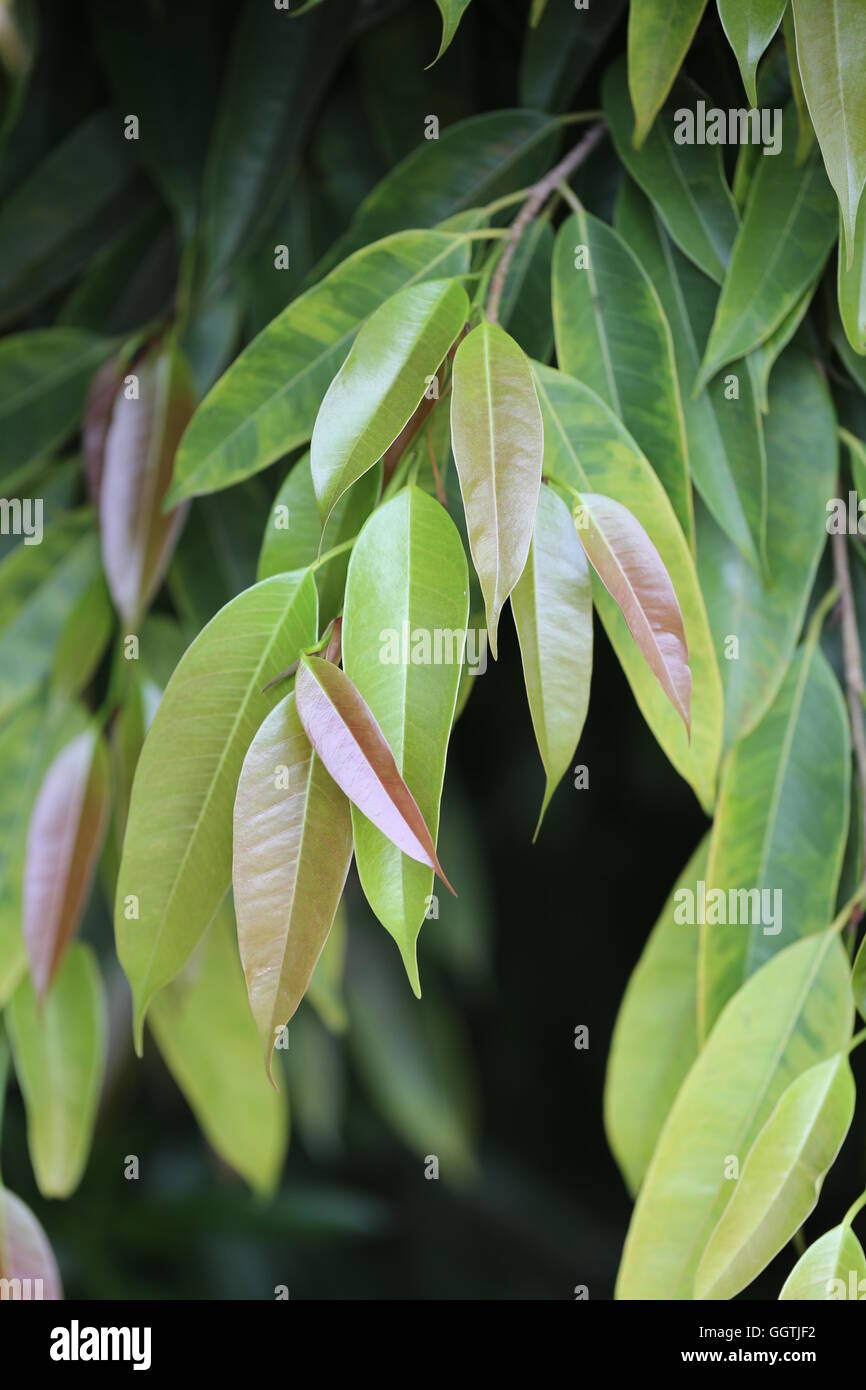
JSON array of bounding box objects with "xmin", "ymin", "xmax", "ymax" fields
[
  {"xmin": 697, "ymin": 107, "xmax": 838, "ymax": 388},
  {"xmin": 534, "ymin": 365, "xmax": 722, "ymax": 811},
  {"xmin": 342, "ymin": 488, "xmax": 469, "ymax": 990},
  {"xmin": 451, "ymin": 320, "xmax": 543, "ymax": 658},
  {"xmin": 0, "ymin": 1187, "xmax": 62, "ymax": 1299},
  {"xmin": 696, "ymin": 353, "xmax": 837, "ymax": 749},
  {"xmin": 115, "ymin": 570, "xmax": 319, "ymax": 1049},
  {"xmin": 699, "ymin": 643, "xmax": 849, "ymax": 1040},
  {"xmin": 429, "ymin": 0, "xmax": 473, "ymax": 66},
  {"xmin": 791, "ymin": 0, "xmax": 866, "ymax": 267},
  {"xmin": 233, "ymin": 691, "xmax": 352, "ymax": 1080},
  {"xmin": 853, "ymin": 932, "xmax": 866, "ymax": 1023},
  {"xmin": 782, "ymin": 5, "xmax": 815, "ymax": 166},
  {"xmin": 50, "ymin": 570, "xmax": 113, "ymax": 702},
  {"xmin": 717, "ymin": 0, "xmax": 787, "ymax": 107},
  {"xmin": 627, "ymin": 0, "xmax": 710, "ymax": 148},
  {"xmin": 0, "ymin": 329, "xmax": 113, "ymax": 472},
  {"xmin": 603, "ymin": 57, "xmax": 739, "ymax": 283},
  {"xmin": 695, "ymin": 1054, "xmax": 855, "ymax": 1300},
  {"xmin": 496, "ymin": 217, "xmax": 554, "ymax": 363},
  {"xmin": 605, "ymin": 834, "xmax": 709, "ymax": 1197},
  {"xmin": 552, "ymin": 208, "xmax": 693, "ymax": 544},
  {"xmin": 306, "ymin": 900, "xmax": 349, "ymax": 1035},
  {"xmin": 170, "ymin": 230, "xmax": 469, "ymax": 501},
  {"xmin": 311, "ymin": 278, "xmax": 468, "ymax": 523},
  {"xmin": 749, "ymin": 278, "xmax": 818, "ymax": 410},
  {"xmin": 6, "ymin": 943, "xmax": 106, "ymax": 1199},
  {"xmin": 780, "ymin": 1223, "xmax": 866, "ymax": 1299},
  {"xmin": 511, "ymin": 485, "xmax": 592, "ymax": 836},
  {"xmin": 615, "ymin": 179, "xmax": 767, "ymax": 569},
  {"xmin": 520, "ymin": 0, "xmax": 627, "ymax": 114},
  {"xmin": 148, "ymin": 902, "xmax": 289, "ymax": 1195},
  {"xmin": 616, "ymin": 928, "xmax": 854, "ymax": 1298},
  {"xmin": 839, "ymin": 199, "xmax": 866, "ymax": 355}
]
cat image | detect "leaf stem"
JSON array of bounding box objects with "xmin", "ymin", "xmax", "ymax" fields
[
  {"xmin": 310, "ymin": 535, "xmax": 358, "ymax": 573},
  {"xmin": 843, "ymin": 1186, "xmax": 866, "ymax": 1228},
  {"xmin": 832, "ymin": 528, "xmax": 866, "ymax": 937}
]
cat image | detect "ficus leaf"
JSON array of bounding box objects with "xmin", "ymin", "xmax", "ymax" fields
[
  {"xmin": 573, "ymin": 491, "xmax": 691, "ymax": 737},
  {"xmin": 695, "ymin": 1054, "xmax": 855, "ymax": 1300},
  {"xmin": 232, "ymin": 691, "xmax": 353, "ymax": 1081},
  {"xmin": 717, "ymin": 0, "xmax": 787, "ymax": 108},
  {"xmin": 853, "ymin": 932, "xmax": 866, "ymax": 1024},
  {"xmin": 0, "ymin": 328, "xmax": 113, "ymax": 473},
  {"xmin": 6, "ymin": 943, "xmax": 106, "ymax": 1199},
  {"xmin": 0, "ymin": 1187, "xmax": 62, "ymax": 1299},
  {"xmin": 24, "ymin": 723, "xmax": 110, "ymax": 999},
  {"xmin": 341, "ymin": 486, "xmax": 469, "ymax": 988},
  {"xmin": 311, "ymin": 278, "xmax": 468, "ymax": 525},
  {"xmin": 779, "ymin": 1223, "xmax": 866, "ymax": 1300},
  {"xmin": 520, "ymin": 0, "xmax": 627, "ymax": 114},
  {"xmin": 511, "ymin": 484, "xmax": 592, "ymax": 837},
  {"xmin": 450, "ymin": 319, "xmax": 543, "ymax": 659},
  {"xmin": 115, "ymin": 570, "xmax": 319, "ymax": 1050},
  {"xmin": 429, "ymin": 0, "xmax": 473, "ymax": 67},
  {"xmin": 839, "ymin": 199, "xmax": 866, "ymax": 356},
  {"xmin": 626, "ymin": 0, "xmax": 709, "ymax": 149},
  {"xmin": 782, "ymin": 5, "xmax": 815, "ymax": 166}
]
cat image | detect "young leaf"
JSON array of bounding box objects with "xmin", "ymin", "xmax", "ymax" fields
[
  {"xmin": 604, "ymin": 834, "xmax": 709, "ymax": 1198},
  {"xmin": 616, "ymin": 929, "xmax": 854, "ymax": 1299},
  {"xmin": 695, "ymin": 1054, "xmax": 855, "ymax": 1300},
  {"xmin": 171, "ymin": 230, "xmax": 469, "ymax": 501},
  {"xmin": 100, "ymin": 339, "xmax": 196, "ymax": 626},
  {"xmin": 717, "ymin": 0, "xmax": 787, "ymax": 107},
  {"xmin": 429, "ymin": 0, "xmax": 472, "ymax": 67},
  {"xmin": 24, "ymin": 724, "xmax": 110, "ymax": 998},
  {"xmin": 791, "ymin": 0, "xmax": 866, "ymax": 267},
  {"xmin": 574, "ymin": 492, "xmax": 691, "ymax": 736},
  {"xmin": 311, "ymin": 278, "xmax": 468, "ymax": 524},
  {"xmin": 233, "ymin": 692, "xmax": 352, "ymax": 1080},
  {"xmin": 0, "ymin": 1187, "xmax": 62, "ymax": 1299},
  {"xmin": 779, "ymin": 1224, "xmax": 866, "ymax": 1300},
  {"xmin": 552, "ymin": 209, "xmax": 693, "ymax": 543},
  {"xmin": 603, "ymin": 58, "xmax": 739, "ymax": 283},
  {"xmin": 6, "ymin": 944, "xmax": 106, "ymax": 1199},
  {"xmin": 115, "ymin": 570, "xmax": 319, "ymax": 1049},
  {"xmin": 148, "ymin": 902, "xmax": 289, "ymax": 1195},
  {"xmin": 627, "ymin": 0, "xmax": 709, "ymax": 148},
  {"xmin": 511, "ymin": 485, "xmax": 592, "ymax": 836},
  {"xmin": 534, "ymin": 365, "xmax": 721, "ymax": 811},
  {"xmin": 341, "ymin": 487, "xmax": 469, "ymax": 987},
  {"xmin": 451, "ymin": 320, "xmax": 543, "ymax": 658},
  {"xmin": 0, "ymin": 328, "xmax": 113, "ymax": 473},
  {"xmin": 697, "ymin": 107, "xmax": 838, "ymax": 387}
]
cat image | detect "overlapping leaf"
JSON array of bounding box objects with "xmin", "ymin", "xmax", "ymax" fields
[
  {"xmin": 520, "ymin": 0, "xmax": 627, "ymax": 113},
  {"xmin": 717, "ymin": 0, "xmax": 787, "ymax": 106},
  {"xmin": 780, "ymin": 1223, "xmax": 866, "ymax": 1299},
  {"xmin": 626, "ymin": 0, "xmax": 710, "ymax": 148},
  {"xmin": 0, "ymin": 329, "xmax": 113, "ymax": 473}
]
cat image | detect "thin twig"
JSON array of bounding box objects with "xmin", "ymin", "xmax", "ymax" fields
[
  {"xmin": 832, "ymin": 528, "xmax": 866, "ymax": 930},
  {"xmin": 486, "ymin": 120, "xmax": 606, "ymax": 324}
]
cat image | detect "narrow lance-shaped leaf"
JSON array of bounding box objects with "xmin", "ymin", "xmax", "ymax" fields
[
  {"xmin": 511, "ymin": 485, "xmax": 592, "ymax": 837},
  {"xmin": 115, "ymin": 570, "xmax": 319, "ymax": 1050},
  {"xmin": 6, "ymin": 944, "xmax": 106, "ymax": 1199},
  {"xmin": 853, "ymin": 931, "xmax": 866, "ymax": 1023},
  {"xmin": 574, "ymin": 491, "xmax": 691, "ymax": 735},
  {"xmin": 839, "ymin": 201, "xmax": 866, "ymax": 356},
  {"xmin": 24, "ymin": 724, "xmax": 110, "ymax": 999},
  {"xmin": 783, "ymin": 5, "xmax": 815, "ymax": 166},
  {"xmin": 311, "ymin": 278, "xmax": 468, "ymax": 524},
  {"xmin": 429, "ymin": 0, "xmax": 472, "ymax": 67},
  {"xmin": 717, "ymin": 0, "xmax": 787, "ymax": 107},
  {"xmin": 791, "ymin": 0, "xmax": 866, "ymax": 267},
  {"xmin": 627, "ymin": 0, "xmax": 709, "ymax": 148},
  {"xmin": 342, "ymin": 487, "xmax": 469, "ymax": 988},
  {"xmin": 780, "ymin": 1223, "xmax": 866, "ymax": 1300},
  {"xmin": 233, "ymin": 691, "xmax": 353, "ymax": 1081},
  {"xmin": 0, "ymin": 1188, "xmax": 62, "ymax": 1300},
  {"xmin": 100, "ymin": 338, "xmax": 196, "ymax": 626},
  {"xmin": 451, "ymin": 319, "xmax": 543, "ymax": 659},
  {"xmin": 0, "ymin": 328, "xmax": 113, "ymax": 474},
  {"xmin": 695, "ymin": 1054, "xmax": 856, "ymax": 1300}
]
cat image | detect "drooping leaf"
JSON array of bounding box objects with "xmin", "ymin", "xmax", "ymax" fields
[
  {"xmin": 148, "ymin": 902, "xmax": 289, "ymax": 1195},
  {"xmin": 429, "ymin": 0, "xmax": 472, "ymax": 66},
  {"xmin": 0, "ymin": 328, "xmax": 113, "ymax": 473},
  {"xmin": 115, "ymin": 570, "xmax": 319, "ymax": 1049},
  {"xmin": 100, "ymin": 339, "xmax": 196, "ymax": 626},
  {"xmin": 0, "ymin": 1187, "xmax": 62, "ymax": 1299},
  {"xmin": 233, "ymin": 691, "xmax": 352, "ymax": 1080},
  {"xmin": 699, "ymin": 643, "xmax": 849, "ymax": 1040},
  {"xmin": 170, "ymin": 230, "xmax": 469, "ymax": 501},
  {"xmin": 717, "ymin": 0, "xmax": 787, "ymax": 107},
  {"xmin": 341, "ymin": 487, "xmax": 469, "ymax": 988},
  {"xmin": 853, "ymin": 932, "xmax": 866, "ymax": 1023},
  {"xmin": 520, "ymin": 0, "xmax": 627, "ymax": 114},
  {"xmin": 603, "ymin": 58, "xmax": 739, "ymax": 283},
  {"xmin": 839, "ymin": 199, "xmax": 866, "ymax": 356},
  {"xmin": 49, "ymin": 570, "xmax": 113, "ymax": 703},
  {"xmin": 511, "ymin": 485, "xmax": 592, "ymax": 836},
  {"xmin": 697, "ymin": 107, "xmax": 838, "ymax": 388},
  {"xmin": 306, "ymin": 900, "xmax": 349, "ymax": 1035},
  {"xmin": 59, "ymin": 203, "xmax": 176, "ymax": 340},
  {"xmin": 749, "ymin": 278, "xmax": 818, "ymax": 410},
  {"xmin": 311, "ymin": 278, "xmax": 468, "ymax": 523},
  {"xmin": 167, "ymin": 476, "xmax": 271, "ymax": 630},
  {"xmin": 615, "ymin": 179, "xmax": 767, "ymax": 569},
  {"xmin": 24, "ymin": 723, "xmax": 110, "ymax": 998},
  {"xmin": 605, "ymin": 834, "xmax": 709, "ymax": 1198},
  {"xmin": 782, "ymin": 5, "xmax": 815, "ymax": 166},
  {"xmin": 695, "ymin": 1054, "xmax": 855, "ymax": 1300},
  {"xmin": 616, "ymin": 929, "xmax": 854, "ymax": 1299},
  {"xmin": 451, "ymin": 320, "xmax": 543, "ymax": 658},
  {"xmin": 697, "ymin": 353, "xmax": 837, "ymax": 749},
  {"xmin": 779, "ymin": 1223, "xmax": 866, "ymax": 1299},
  {"xmin": 496, "ymin": 217, "xmax": 555, "ymax": 363},
  {"xmin": 552, "ymin": 208, "xmax": 693, "ymax": 543},
  {"xmin": 534, "ymin": 365, "xmax": 721, "ymax": 810},
  {"xmin": 6, "ymin": 944, "xmax": 106, "ymax": 1198},
  {"xmin": 626, "ymin": 0, "xmax": 710, "ymax": 148},
  {"xmin": 791, "ymin": 0, "xmax": 866, "ymax": 267}
]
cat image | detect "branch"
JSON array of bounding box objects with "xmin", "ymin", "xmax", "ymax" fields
[
  {"xmin": 832, "ymin": 528, "xmax": 866, "ymax": 920},
  {"xmin": 486, "ymin": 120, "xmax": 606, "ymax": 325}
]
